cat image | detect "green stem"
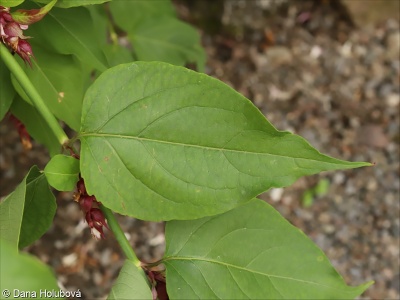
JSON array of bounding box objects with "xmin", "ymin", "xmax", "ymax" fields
[
  {"xmin": 0, "ymin": 43, "xmax": 68, "ymax": 145},
  {"xmin": 100, "ymin": 205, "xmax": 141, "ymax": 267}
]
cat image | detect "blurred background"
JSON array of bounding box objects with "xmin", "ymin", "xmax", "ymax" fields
[{"xmin": 1, "ymin": 0, "xmax": 399, "ymax": 299}]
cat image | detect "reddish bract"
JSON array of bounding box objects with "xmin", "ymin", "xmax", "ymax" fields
[
  {"xmin": 1, "ymin": 6, "xmax": 33, "ymax": 65},
  {"xmin": 75, "ymin": 176, "xmax": 109, "ymax": 239}
]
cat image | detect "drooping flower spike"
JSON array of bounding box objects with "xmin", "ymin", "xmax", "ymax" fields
[{"xmin": 74, "ymin": 177, "xmax": 109, "ymax": 239}]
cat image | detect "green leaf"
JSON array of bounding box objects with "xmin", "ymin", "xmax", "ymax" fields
[
  {"xmin": 34, "ymin": 0, "xmax": 111, "ymax": 9},
  {"xmin": 85, "ymin": 6, "xmax": 134, "ymax": 68},
  {"xmin": 10, "ymin": 96, "xmax": 60, "ymax": 156},
  {"xmin": 103, "ymin": 44, "xmax": 135, "ymax": 68},
  {"xmin": 0, "ymin": 172, "xmax": 26, "ymax": 248},
  {"xmin": 79, "ymin": 62, "xmax": 370, "ymax": 221},
  {"xmin": 109, "ymin": 0, "xmax": 175, "ymax": 32},
  {"xmin": 11, "ymin": 45, "xmax": 90, "ymax": 131},
  {"xmin": 108, "ymin": 260, "xmax": 152, "ymax": 300},
  {"xmin": 129, "ymin": 17, "xmax": 205, "ymax": 71},
  {"xmin": 0, "ymin": 59, "xmax": 15, "ymax": 120},
  {"xmin": 0, "ymin": 0, "xmax": 24, "ymax": 7},
  {"xmin": 25, "ymin": 4, "xmax": 108, "ymax": 71},
  {"xmin": 44, "ymin": 155, "xmax": 80, "ymax": 191},
  {"xmin": 163, "ymin": 199, "xmax": 373, "ymax": 299},
  {"xmin": 85, "ymin": 4, "xmax": 108, "ymax": 45},
  {"xmin": 0, "ymin": 239, "xmax": 60, "ymax": 297},
  {"xmin": 19, "ymin": 167, "xmax": 56, "ymax": 248},
  {"xmin": 109, "ymin": 0, "xmax": 204, "ymax": 71},
  {"xmin": 0, "ymin": 166, "xmax": 56, "ymax": 249}
]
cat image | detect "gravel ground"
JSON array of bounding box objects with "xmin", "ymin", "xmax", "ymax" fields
[{"xmin": 1, "ymin": 1, "xmax": 399, "ymax": 299}]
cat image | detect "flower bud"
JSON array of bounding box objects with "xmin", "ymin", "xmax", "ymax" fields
[
  {"xmin": 85, "ymin": 208, "xmax": 109, "ymax": 239},
  {"xmin": 0, "ymin": 7, "xmax": 33, "ymax": 66},
  {"xmin": 74, "ymin": 175, "xmax": 108, "ymax": 239},
  {"xmin": 79, "ymin": 195, "xmax": 96, "ymax": 213},
  {"xmin": 76, "ymin": 178, "xmax": 86, "ymax": 195},
  {"xmin": 15, "ymin": 39, "xmax": 34, "ymax": 66}
]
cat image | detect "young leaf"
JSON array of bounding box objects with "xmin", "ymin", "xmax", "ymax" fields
[
  {"xmin": 0, "ymin": 59, "xmax": 15, "ymax": 120},
  {"xmin": 0, "ymin": 166, "xmax": 56, "ymax": 249},
  {"xmin": 0, "ymin": 239, "xmax": 59, "ymax": 296},
  {"xmin": 79, "ymin": 62, "xmax": 370, "ymax": 221},
  {"xmin": 163, "ymin": 199, "xmax": 373, "ymax": 299},
  {"xmin": 108, "ymin": 260, "xmax": 152, "ymax": 300},
  {"xmin": 10, "ymin": 96, "xmax": 60, "ymax": 156},
  {"xmin": 44, "ymin": 154, "xmax": 80, "ymax": 191}
]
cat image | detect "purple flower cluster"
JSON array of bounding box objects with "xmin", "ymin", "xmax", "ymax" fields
[
  {"xmin": 1, "ymin": 6, "xmax": 34, "ymax": 65},
  {"xmin": 75, "ymin": 177, "xmax": 109, "ymax": 239}
]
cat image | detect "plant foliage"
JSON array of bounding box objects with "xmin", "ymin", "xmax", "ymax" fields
[{"xmin": 0, "ymin": 1, "xmax": 373, "ymax": 299}]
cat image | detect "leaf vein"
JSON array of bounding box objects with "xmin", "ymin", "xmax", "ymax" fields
[
  {"xmin": 164, "ymin": 257, "xmax": 343, "ymax": 289},
  {"xmin": 80, "ymin": 133, "xmax": 341, "ymax": 166},
  {"xmin": 226, "ymin": 265, "xmax": 250, "ymax": 299},
  {"xmin": 104, "ymin": 139, "xmax": 181, "ymax": 206}
]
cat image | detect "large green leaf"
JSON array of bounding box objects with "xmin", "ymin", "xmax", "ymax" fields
[
  {"xmin": 109, "ymin": 0, "xmax": 175, "ymax": 32},
  {"xmin": 0, "ymin": 59, "xmax": 15, "ymax": 121},
  {"xmin": 129, "ymin": 17, "xmax": 205, "ymax": 72},
  {"xmin": 11, "ymin": 45, "xmax": 90, "ymax": 130},
  {"xmin": 44, "ymin": 155, "xmax": 80, "ymax": 191},
  {"xmin": 108, "ymin": 260, "xmax": 152, "ymax": 300},
  {"xmin": 25, "ymin": 4, "xmax": 108, "ymax": 71},
  {"xmin": 10, "ymin": 96, "xmax": 60, "ymax": 156},
  {"xmin": 0, "ymin": 166, "xmax": 56, "ymax": 249},
  {"xmin": 79, "ymin": 62, "xmax": 370, "ymax": 221},
  {"xmin": 0, "ymin": 239, "xmax": 60, "ymax": 298},
  {"xmin": 163, "ymin": 199, "xmax": 373, "ymax": 299}
]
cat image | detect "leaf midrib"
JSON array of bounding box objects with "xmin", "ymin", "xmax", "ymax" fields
[
  {"xmin": 163, "ymin": 256, "xmax": 349, "ymax": 291},
  {"xmin": 79, "ymin": 133, "xmax": 358, "ymax": 167}
]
